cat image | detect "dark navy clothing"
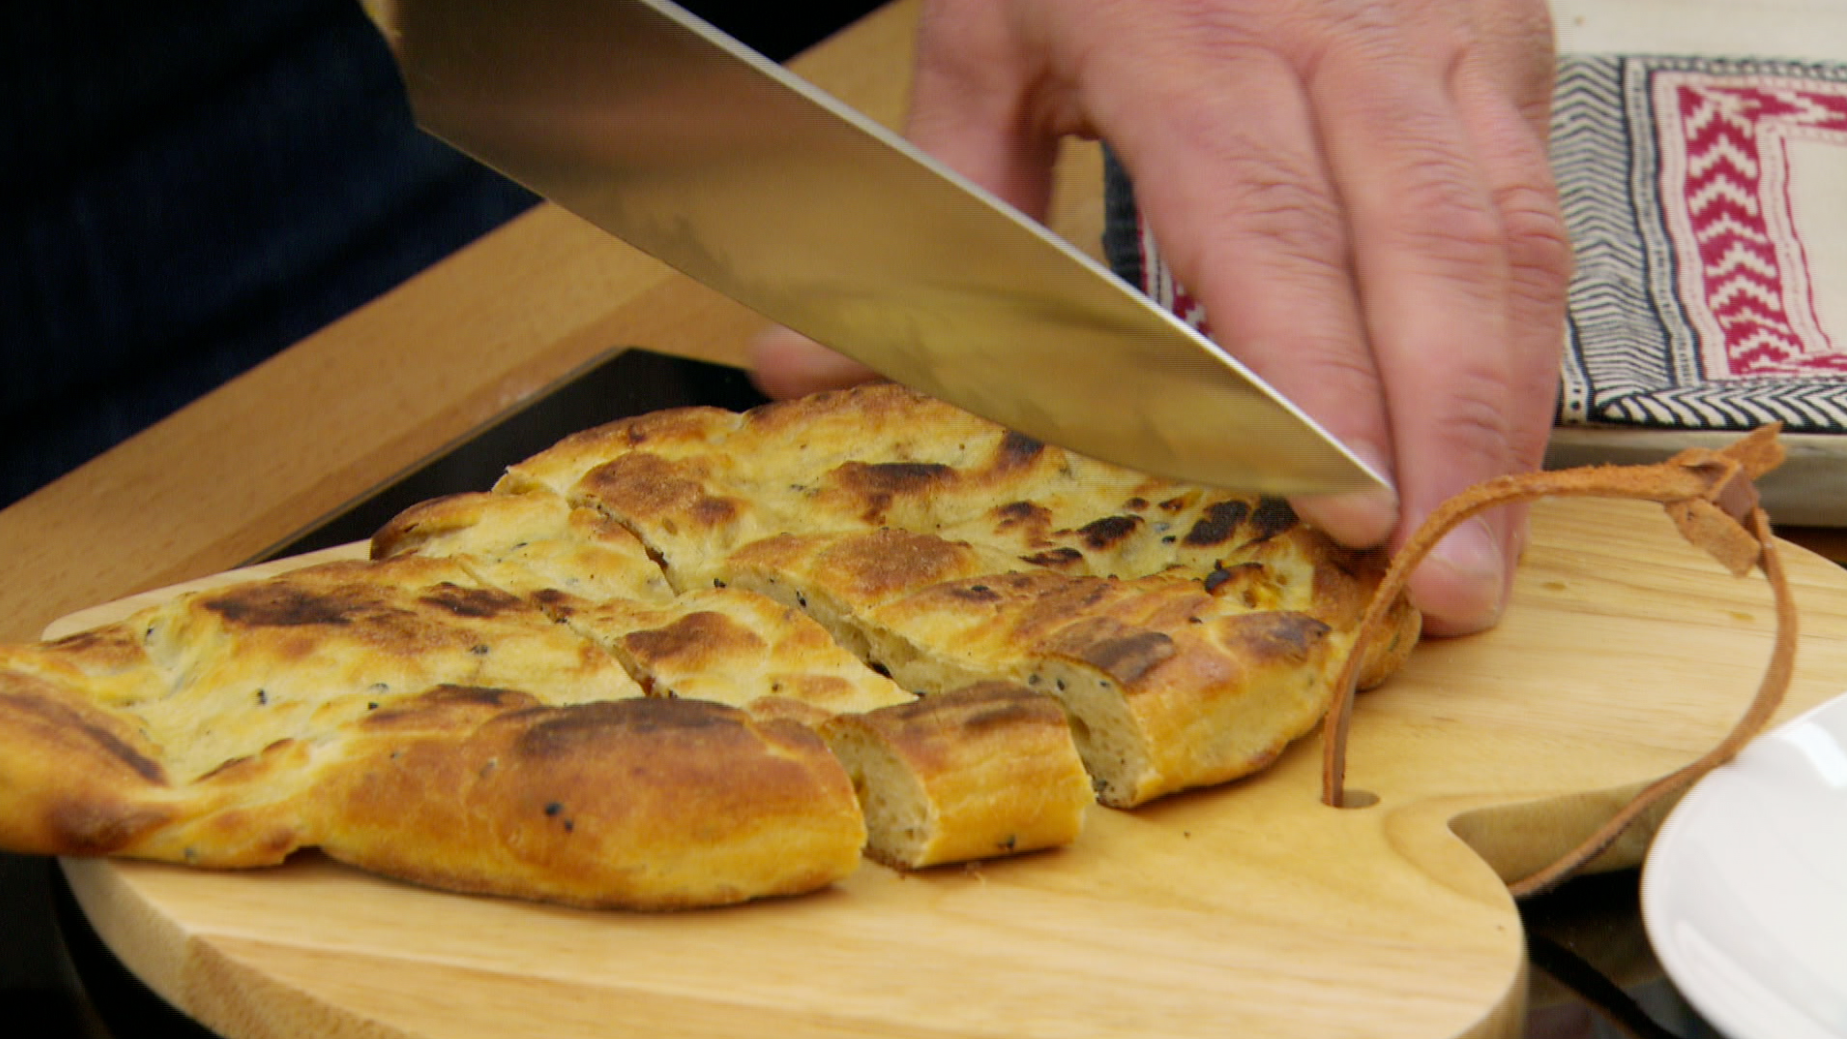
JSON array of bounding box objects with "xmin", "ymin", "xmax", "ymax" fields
[
  {"xmin": 2, "ymin": 1, "xmax": 883, "ymax": 509},
  {"xmin": 1, "ymin": 0, "xmax": 536, "ymax": 507}
]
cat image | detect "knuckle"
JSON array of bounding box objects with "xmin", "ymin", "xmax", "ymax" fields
[
  {"xmin": 1225, "ymin": 172, "xmax": 1348, "ymax": 263},
  {"xmin": 1494, "ymin": 180, "xmax": 1574, "ymax": 285},
  {"xmin": 1433, "ymin": 365, "xmax": 1519, "ymax": 460},
  {"xmin": 1393, "ymin": 196, "xmax": 1508, "ymax": 286},
  {"xmin": 1190, "ymin": 146, "xmax": 1346, "ymax": 266},
  {"xmin": 1141, "ymin": 119, "xmax": 1350, "ymax": 276}
]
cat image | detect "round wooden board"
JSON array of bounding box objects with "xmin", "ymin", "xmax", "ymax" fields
[{"xmin": 56, "ymin": 497, "xmax": 1847, "ymax": 1039}]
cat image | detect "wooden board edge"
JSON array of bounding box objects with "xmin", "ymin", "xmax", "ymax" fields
[{"xmin": 41, "ymin": 543, "xmax": 371, "ymax": 640}]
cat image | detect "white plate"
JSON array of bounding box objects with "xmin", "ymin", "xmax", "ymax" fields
[{"xmin": 1642, "ymin": 693, "xmax": 1847, "ymax": 1039}]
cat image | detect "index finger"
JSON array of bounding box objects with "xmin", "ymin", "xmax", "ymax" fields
[{"xmin": 1080, "ymin": 29, "xmax": 1402, "ymax": 550}]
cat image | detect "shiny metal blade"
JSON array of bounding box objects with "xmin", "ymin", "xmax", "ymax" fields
[{"xmin": 373, "ymin": 0, "xmax": 1386, "ymax": 495}]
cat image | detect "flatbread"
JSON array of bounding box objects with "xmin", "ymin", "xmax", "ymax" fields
[{"xmin": 0, "ymin": 383, "xmax": 1418, "ymax": 909}]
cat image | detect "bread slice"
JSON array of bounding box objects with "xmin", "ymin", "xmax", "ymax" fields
[
  {"xmin": 568, "ymin": 587, "xmax": 915, "ymax": 723},
  {"xmin": 821, "ymin": 683, "xmax": 1091, "ymax": 868}
]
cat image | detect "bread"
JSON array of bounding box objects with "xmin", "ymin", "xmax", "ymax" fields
[{"xmin": 0, "ymin": 383, "xmax": 1418, "ymax": 909}]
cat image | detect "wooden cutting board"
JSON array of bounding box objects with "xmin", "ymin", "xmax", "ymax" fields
[{"xmin": 51, "ymin": 496, "xmax": 1847, "ymax": 1039}]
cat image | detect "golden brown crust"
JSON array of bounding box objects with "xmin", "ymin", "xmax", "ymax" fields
[
  {"xmin": 865, "ymin": 570, "xmax": 1339, "ymax": 806},
  {"xmin": 371, "ymin": 490, "xmax": 673, "ymax": 608},
  {"xmin": 704, "ymin": 521, "xmax": 1363, "ymax": 807},
  {"xmin": 0, "ymin": 668, "xmax": 176, "ymax": 856},
  {"xmin": 569, "ymin": 587, "xmax": 915, "ymax": 718},
  {"xmin": 0, "ymin": 381, "xmax": 1419, "ymax": 909},
  {"xmin": 124, "ymin": 556, "xmax": 644, "ymax": 782},
  {"xmin": 0, "ymin": 665, "xmax": 864, "ymax": 907},
  {"xmin": 307, "ymin": 693, "xmax": 865, "ymax": 910}
]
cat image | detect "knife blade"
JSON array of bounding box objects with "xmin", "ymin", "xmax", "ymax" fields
[{"xmin": 368, "ymin": 0, "xmax": 1386, "ymax": 496}]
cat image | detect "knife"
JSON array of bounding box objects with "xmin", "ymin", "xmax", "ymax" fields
[{"xmin": 365, "ymin": 0, "xmax": 1386, "ymax": 496}]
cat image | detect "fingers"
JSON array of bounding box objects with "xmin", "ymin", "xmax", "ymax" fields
[
  {"xmin": 752, "ymin": 0, "xmax": 1572, "ymax": 639},
  {"xmin": 1075, "ymin": 17, "xmax": 1402, "ymax": 550},
  {"xmin": 907, "ymin": 0, "xmax": 1066, "ymax": 218},
  {"xmin": 1302, "ymin": 7, "xmax": 1520, "ymax": 633},
  {"xmin": 1080, "ymin": 0, "xmax": 1565, "ymax": 634},
  {"xmin": 1311, "ymin": 1, "xmax": 1565, "ymax": 634},
  {"xmin": 751, "ymin": 0, "xmax": 1065, "ymax": 402},
  {"xmin": 1452, "ymin": 5, "xmax": 1572, "ymax": 574},
  {"xmin": 746, "ymin": 326, "xmax": 881, "ymax": 399}
]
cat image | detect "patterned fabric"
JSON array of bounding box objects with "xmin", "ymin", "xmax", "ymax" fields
[{"xmin": 1101, "ymin": 55, "xmax": 1847, "ymax": 434}]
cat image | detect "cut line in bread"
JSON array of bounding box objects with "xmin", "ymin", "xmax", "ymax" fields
[
  {"xmin": 373, "ymin": 492, "xmax": 1094, "ymax": 871},
  {"xmin": 719, "ymin": 530, "xmax": 1340, "ymax": 806}
]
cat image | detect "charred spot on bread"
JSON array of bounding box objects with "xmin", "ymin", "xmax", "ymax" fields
[
  {"xmin": 992, "ymin": 500, "xmax": 1050, "ymax": 529},
  {"xmin": 1218, "ymin": 612, "xmax": 1330, "ymax": 662},
  {"xmin": 994, "ymin": 431, "xmax": 1045, "ymax": 469},
  {"xmin": 832, "ymin": 461, "xmax": 956, "ymax": 523},
  {"xmin": 46, "ymin": 625, "xmax": 146, "ymax": 662},
  {"xmin": 1020, "ymin": 547, "xmax": 1084, "ymax": 568},
  {"xmin": 1054, "ymin": 626, "xmax": 1177, "ymax": 687},
  {"xmin": 362, "ymin": 685, "xmax": 539, "ymax": 729},
  {"xmin": 203, "ymin": 584, "xmax": 363, "ymax": 628},
  {"xmin": 1248, "ymin": 498, "xmax": 1299, "ymax": 542},
  {"xmin": 1077, "ymin": 515, "xmax": 1142, "ymax": 550},
  {"xmin": 943, "ymin": 583, "xmax": 1002, "ymax": 604},
  {"xmin": 46, "ymin": 798, "xmax": 175, "ymax": 856},
  {"xmin": 421, "ymin": 584, "xmax": 523, "ymax": 620},
  {"xmin": 1181, "ymin": 500, "xmax": 1252, "ymax": 547},
  {"xmin": 0, "ymin": 682, "xmax": 167, "ymax": 785}
]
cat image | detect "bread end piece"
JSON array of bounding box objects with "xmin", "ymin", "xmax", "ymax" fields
[{"xmin": 310, "ymin": 691, "xmax": 866, "ymax": 910}]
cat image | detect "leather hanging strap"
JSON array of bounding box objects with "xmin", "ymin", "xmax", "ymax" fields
[{"xmin": 1319, "ymin": 425, "xmax": 1798, "ymax": 900}]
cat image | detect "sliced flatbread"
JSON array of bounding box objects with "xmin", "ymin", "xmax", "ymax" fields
[
  {"xmin": 373, "ymin": 491, "xmax": 1094, "ymax": 869},
  {"xmin": 0, "ymin": 558, "xmax": 863, "ymax": 908},
  {"xmin": 0, "ymin": 383, "xmax": 1418, "ymax": 909}
]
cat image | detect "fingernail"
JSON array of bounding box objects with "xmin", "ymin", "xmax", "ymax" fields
[
  {"xmin": 1424, "ymin": 517, "xmax": 1507, "ymax": 634},
  {"xmin": 1294, "ymin": 447, "xmax": 1399, "ymax": 548}
]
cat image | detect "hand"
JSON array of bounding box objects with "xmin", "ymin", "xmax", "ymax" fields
[{"xmin": 750, "ymin": 0, "xmax": 1572, "ymax": 637}]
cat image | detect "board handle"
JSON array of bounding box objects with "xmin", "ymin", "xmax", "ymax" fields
[{"xmin": 1321, "ymin": 424, "xmax": 1799, "ymax": 900}]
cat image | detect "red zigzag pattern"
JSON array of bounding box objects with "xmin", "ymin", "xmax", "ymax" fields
[{"xmin": 1674, "ymin": 77, "xmax": 1847, "ymax": 377}]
